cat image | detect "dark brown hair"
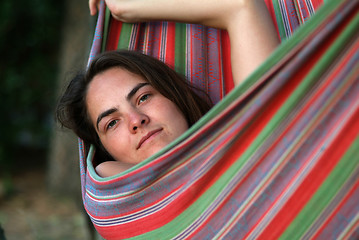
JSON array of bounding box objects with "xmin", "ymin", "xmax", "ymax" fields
[{"xmin": 56, "ymin": 50, "xmax": 212, "ymax": 163}]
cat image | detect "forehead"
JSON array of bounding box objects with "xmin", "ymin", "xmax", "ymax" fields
[
  {"xmin": 91, "ymin": 67, "xmax": 145, "ymax": 88},
  {"xmin": 88, "ymin": 68, "xmax": 147, "ymax": 97},
  {"xmin": 86, "ymin": 68, "xmax": 147, "ymax": 119}
]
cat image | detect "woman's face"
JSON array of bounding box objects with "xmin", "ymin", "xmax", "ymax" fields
[{"xmin": 86, "ymin": 67, "xmax": 189, "ymax": 165}]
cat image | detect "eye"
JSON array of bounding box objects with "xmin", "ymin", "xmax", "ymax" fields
[
  {"xmin": 106, "ymin": 119, "xmax": 118, "ymax": 130},
  {"xmin": 138, "ymin": 94, "xmax": 150, "ymax": 105}
]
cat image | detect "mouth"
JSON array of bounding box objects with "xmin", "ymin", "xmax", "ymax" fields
[{"xmin": 137, "ymin": 128, "xmax": 163, "ymax": 150}]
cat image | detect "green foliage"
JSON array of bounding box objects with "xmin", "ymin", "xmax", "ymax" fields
[{"xmin": 0, "ymin": 0, "xmax": 64, "ymax": 174}]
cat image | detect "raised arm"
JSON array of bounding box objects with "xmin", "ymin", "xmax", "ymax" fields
[
  {"xmin": 89, "ymin": 0, "xmax": 280, "ymax": 86},
  {"xmin": 226, "ymin": 1, "xmax": 280, "ymax": 85}
]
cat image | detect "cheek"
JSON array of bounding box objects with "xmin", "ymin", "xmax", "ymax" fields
[
  {"xmin": 99, "ymin": 130, "xmax": 131, "ymax": 161},
  {"xmin": 158, "ymin": 100, "xmax": 189, "ymax": 134},
  {"xmin": 172, "ymin": 112, "xmax": 189, "ymax": 136}
]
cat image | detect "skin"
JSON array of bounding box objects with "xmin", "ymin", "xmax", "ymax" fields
[
  {"xmin": 86, "ymin": 68, "xmax": 188, "ymax": 177},
  {"xmin": 87, "ymin": 0, "xmax": 280, "ymax": 177}
]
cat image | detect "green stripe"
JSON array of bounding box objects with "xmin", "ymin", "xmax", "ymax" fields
[
  {"xmin": 87, "ymin": 0, "xmax": 346, "ymax": 182},
  {"xmin": 280, "ymin": 135, "xmax": 359, "ymax": 239},
  {"xmin": 174, "ymin": 23, "xmax": 187, "ymax": 76},
  {"xmin": 127, "ymin": 135, "xmax": 254, "ymax": 239},
  {"xmin": 127, "ymin": 6, "xmax": 359, "ymax": 236},
  {"xmin": 217, "ymin": 2, "xmax": 358, "ymax": 236},
  {"xmin": 117, "ymin": 23, "xmax": 133, "ymax": 49},
  {"xmin": 277, "ymin": 12, "xmax": 359, "ymax": 238},
  {"xmin": 128, "ymin": 174, "xmax": 237, "ymax": 239},
  {"xmin": 293, "ymin": 0, "xmax": 304, "ymax": 25},
  {"xmin": 101, "ymin": 7, "xmax": 111, "ymax": 52},
  {"xmin": 86, "ymin": 1, "xmax": 358, "ymax": 239},
  {"xmin": 272, "ymin": 0, "xmax": 288, "ymax": 40},
  {"xmin": 227, "ymin": 0, "xmax": 350, "ymax": 179},
  {"xmin": 214, "ymin": 0, "xmax": 346, "ymax": 115}
]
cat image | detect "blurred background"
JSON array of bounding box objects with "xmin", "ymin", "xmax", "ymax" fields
[{"xmin": 0, "ymin": 0, "xmax": 100, "ymax": 239}]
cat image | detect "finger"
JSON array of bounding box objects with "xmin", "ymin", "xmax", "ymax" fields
[{"xmin": 89, "ymin": 0, "xmax": 98, "ymax": 15}]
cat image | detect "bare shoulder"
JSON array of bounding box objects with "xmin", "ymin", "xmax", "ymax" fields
[{"xmin": 95, "ymin": 161, "xmax": 133, "ymax": 178}]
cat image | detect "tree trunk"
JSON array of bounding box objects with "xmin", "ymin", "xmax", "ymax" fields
[{"xmin": 48, "ymin": 0, "xmax": 94, "ymax": 197}]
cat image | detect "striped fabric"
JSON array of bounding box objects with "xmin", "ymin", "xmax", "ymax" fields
[
  {"xmin": 103, "ymin": 17, "xmax": 228, "ymax": 103},
  {"xmin": 266, "ymin": 0, "xmax": 323, "ymax": 39},
  {"xmin": 79, "ymin": 0, "xmax": 359, "ymax": 239}
]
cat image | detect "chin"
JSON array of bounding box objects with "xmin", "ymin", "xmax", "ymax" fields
[{"xmin": 143, "ymin": 144, "xmax": 167, "ymax": 159}]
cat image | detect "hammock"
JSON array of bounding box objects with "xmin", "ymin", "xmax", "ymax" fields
[{"xmin": 79, "ymin": 0, "xmax": 359, "ymax": 239}]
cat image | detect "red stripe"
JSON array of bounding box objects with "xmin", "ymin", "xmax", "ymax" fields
[
  {"xmin": 99, "ymin": 12, "xmax": 357, "ymax": 232},
  {"xmin": 186, "ymin": 91, "xmax": 301, "ymax": 238},
  {"xmin": 92, "ymin": 42, "xmax": 313, "ymax": 236},
  {"xmin": 245, "ymin": 10, "xmax": 359, "ymax": 238},
  {"xmin": 165, "ymin": 22, "xmax": 176, "ymax": 68},
  {"xmin": 90, "ymin": 112, "xmax": 254, "ymax": 237},
  {"xmin": 251, "ymin": 29, "xmax": 358, "ymax": 183},
  {"xmin": 216, "ymin": 30, "xmax": 224, "ymax": 99},
  {"xmin": 95, "ymin": 132, "xmax": 242, "ymax": 238},
  {"xmin": 265, "ymin": 0, "xmax": 282, "ymax": 40},
  {"xmin": 197, "ymin": 43, "xmax": 317, "ymax": 238},
  {"xmin": 106, "ymin": 20, "xmax": 122, "ymax": 51},
  {"xmin": 296, "ymin": 0, "xmax": 308, "ymax": 23},
  {"xmin": 158, "ymin": 23, "xmax": 163, "ymax": 59},
  {"xmin": 221, "ymin": 31, "xmax": 233, "ymax": 94},
  {"xmin": 340, "ymin": 216, "xmax": 359, "ymax": 240},
  {"xmin": 157, "ymin": 23, "xmax": 162, "ymax": 57},
  {"xmin": 257, "ymin": 105, "xmax": 359, "ymax": 239},
  {"xmin": 312, "ymin": 0, "xmax": 324, "ymax": 10},
  {"xmin": 313, "ymin": 178, "xmax": 359, "ymax": 239},
  {"xmin": 189, "ymin": 26, "xmax": 194, "ymax": 84},
  {"xmin": 286, "ymin": 0, "xmax": 297, "ymax": 33},
  {"xmin": 216, "ymin": 41, "xmax": 324, "ymax": 238}
]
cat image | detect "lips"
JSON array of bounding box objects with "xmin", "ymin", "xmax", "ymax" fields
[{"xmin": 137, "ymin": 128, "xmax": 163, "ymax": 150}]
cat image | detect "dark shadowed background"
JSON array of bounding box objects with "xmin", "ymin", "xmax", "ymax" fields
[{"xmin": 0, "ymin": 0, "xmax": 101, "ymax": 239}]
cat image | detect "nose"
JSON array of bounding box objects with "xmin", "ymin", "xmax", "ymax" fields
[{"xmin": 129, "ymin": 110, "xmax": 149, "ymax": 133}]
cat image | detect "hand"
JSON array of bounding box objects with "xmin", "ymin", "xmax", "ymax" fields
[
  {"xmin": 89, "ymin": 0, "xmax": 244, "ymax": 28},
  {"xmin": 89, "ymin": 0, "xmax": 101, "ymax": 16},
  {"xmin": 89, "ymin": 0, "xmax": 147, "ymax": 22}
]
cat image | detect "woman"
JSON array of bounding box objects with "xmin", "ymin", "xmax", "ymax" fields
[
  {"xmin": 57, "ymin": 50, "xmax": 212, "ymax": 176},
  {"xmin": 57, "ymin": 0, "xmax": 279, "ymax": 177}
]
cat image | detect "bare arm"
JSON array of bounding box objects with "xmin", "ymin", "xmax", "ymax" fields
[
  {"xmin": 226, "ymin": 1, "xmax": 280, "ymax": 85},
  {"xmin": 96, "ymin": 161, "xmax": 134, "ymax": 177},
  {"xmin": 89, "ymin": 0, "xmax": 279, "ymax": 86}
]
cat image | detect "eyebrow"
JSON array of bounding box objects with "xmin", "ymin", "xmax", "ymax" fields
[
  {"xmin": 126, "ymin": 82, "xmax": 150, "ymax": 101},
  {"xmin": 96, "ymin": 82, "xmax": 150, "ymax": 131},
  {"xmin": 96, "ymin": 108, "xmax": 117, "ymax": 131}
]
